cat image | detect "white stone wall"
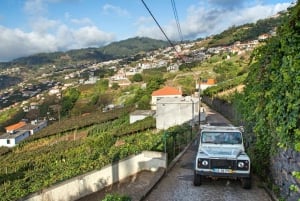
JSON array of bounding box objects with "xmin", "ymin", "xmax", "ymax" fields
[{"xmin": 22, "ymin": 151, "xmax": 167, "ymax": 201}]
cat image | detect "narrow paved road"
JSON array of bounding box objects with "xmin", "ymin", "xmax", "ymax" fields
[{"xmin": 143, "ymin": 106, "xmax": 272, "ymax": 201}]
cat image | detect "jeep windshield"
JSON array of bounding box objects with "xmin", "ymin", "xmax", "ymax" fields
[{"xmin": 201, "ymin": 132, "xmax": 242, "ymax": 144}]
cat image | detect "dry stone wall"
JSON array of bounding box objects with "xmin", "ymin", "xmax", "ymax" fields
[{"xmin": 270, "ymin": 149, "xmax": 300, "ymax": 201}]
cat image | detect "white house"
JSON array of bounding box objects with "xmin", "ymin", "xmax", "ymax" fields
[
  {"xmin": 129, "ymin": 110, "xmax": 155, "ymax": 124},
  {"xmin": 156, "ymin": 96, "xmax": 199, "ymax": 130},
  {"xmin": 151, "ymin": 86, "xmax": 182, "ymax": 110},
  {"xmin": 0, "ymin": 120, "xmax": 47, "ymax": 147},
  {"xmin": 0, "ymin": 130, "xmax": 31, "ymax": 147},
  {"xmin": 19, "ymin": 120, "xmax": 48, "ymax": 135}
]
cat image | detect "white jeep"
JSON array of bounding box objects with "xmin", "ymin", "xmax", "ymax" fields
[{"xmin": 194, "ymin": 124, "xmax": 251, "ymax": 189}]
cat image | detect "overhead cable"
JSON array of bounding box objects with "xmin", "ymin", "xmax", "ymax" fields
[
  {"xmin": 140, "ymin": 0, "xmax": 184, "ymax": 61},
  {"xmin": 171, "ymin": 0, "xmax": 183, "ymax": 43}
]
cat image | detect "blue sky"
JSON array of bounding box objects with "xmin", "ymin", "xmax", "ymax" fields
[{"xmin": 0, "ymin": 0, "xmax": 294, "ymax": 62}]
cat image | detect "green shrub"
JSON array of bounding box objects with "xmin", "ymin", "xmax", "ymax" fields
[{"xmin": 101, "ymin": 193, "xmax": 131, "ymax": 201}]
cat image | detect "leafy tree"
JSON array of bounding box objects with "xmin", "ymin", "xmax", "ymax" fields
[
  {"xmin": 98, "ymin": 93, "xmax": 113, "ymax": 107},
  {"xmin": 90, "ymin": 94, "xmax": 100, "ymax": 105},
  {"xmin": 131, "ymin": 73, "xmax": 143, "ymax": 82},
  {"xmin": 177, "ymin": 76, "xmax": 195, "ymax": 95},
  {"xmin": 124, "ymin": 74, "xmax": 165, "ymax": 109},
  {"xmin": 94, "ymin": 79, "xmax": 109, "ymax": 94},
  {"xmin": 137, "ymin": 95, "xmax": 151, "ymax": 109},
  {"xmin": 146, "ymin": 75, "xmax": 165, "ymax": 93},
  {"xmin": 214, "ymin": 61, "xmax": 240, "ymax": 82},
  {"xmin": 111, "ymin": 82, "xmax": 120, "ymax": 90},
  {"xmin": 25, "ymin": 109, "xmax": 40, "ymax": 120},
  {"xmin": 61, "ymin": 88, "xmax": 80, "ymax": 116}
]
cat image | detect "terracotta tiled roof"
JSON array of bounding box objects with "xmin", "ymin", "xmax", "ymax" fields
[
  {"xmin": 201, "ymin": 79, "xmax": 216, "ymax": 85},
  {"xmin": 206, "ymin": 79, "xmax": 216, "ymax": 85},
  {"xmin": 5, "ymin": 121, "xmax": 27, "ymax": 132},
  {"xmin": 152, "ymin": 86, "xmax": 182, "ymax": 96}
]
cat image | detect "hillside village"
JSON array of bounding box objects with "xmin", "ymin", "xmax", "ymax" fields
[{"xmin": 0, "ymin": 32, "xmax": 272, "ymax": 147}]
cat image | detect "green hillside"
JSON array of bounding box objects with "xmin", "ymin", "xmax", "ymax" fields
[
  {"xmin": 208, "ymin": 13, "xmax": 284, "ymax": 47},
  {"xmin": 99, "ymin": 37, "xmax": 169, "ymax": 58},
  {"xmin": 0, "ymin": 37, "xmax": 169, "ymax": 68}
]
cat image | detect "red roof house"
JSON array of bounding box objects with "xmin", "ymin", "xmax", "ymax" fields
[
  {"xmin": 5, "ymin": 121, "xmax": 27, "ymax": 133},
  {"xmin": 152, "ymin": 86, "xmax": 182, "ymax": 96},
  {"xmin": 151, "ymin": 86, "xmax": 182, "ymax": 110}
]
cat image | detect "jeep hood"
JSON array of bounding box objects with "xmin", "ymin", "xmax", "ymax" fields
[{"xmin": 200, "ymin": 147, "xmax": 243, "ymax": 158}]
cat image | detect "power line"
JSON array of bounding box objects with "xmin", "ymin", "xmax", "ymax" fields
[
  {"xmin": 171, "ymin": 0, "xmax": 183, "ymax": 43},
  {"xmin": 140, "ymin": 0, "xmax": 184, "ymax": 61}
]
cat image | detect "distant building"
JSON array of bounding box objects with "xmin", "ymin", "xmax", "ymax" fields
[
  {"xmin": 0, "ymin": 120, "xmax": 47, "ymax": 147},
  {"xmin": 258, "ymin": 33, "xmax": 270, "ymax": 41},
  {"xmin": 0, "ymin": 130, "xmax": 30, "ymax": 147},
  {"xmin": 129, "ymin": 110, "xmax": 155, "ymax": 124},
  {"xmin": 19, "ymin": 120, "xmax": 47, "ymax": 135},
  {"xmin": 5, "ymin": 121, "xmax": 27, "ymax": 134},
  {"xmin": 197, "ymin": 79, "xmax": 216, "ymax": 91},
  {"xmin": 49, "ymin": 88, "xmax": 60, "ymax": 95},
  {"xmin": 151, "ymin": 86, "xmax": 182, "ymax": 110}
]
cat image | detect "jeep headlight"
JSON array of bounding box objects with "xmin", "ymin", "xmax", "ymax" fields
[
  {"xmin": 238, "ymin": 161, "xmax": 245, "ymax": 168},
  {"xmin": 237, "ymin": 160, "xmax": 249, "ymax": 170},
  {"xmin": 198, "ymin": 158, "xmax": 209, "ymax": 168},
  {"xmin": 202, "ymin": 160, "xmax": 209, "ymax": 166}
]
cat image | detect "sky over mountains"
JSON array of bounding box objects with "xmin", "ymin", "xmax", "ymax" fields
[{"xmin": 0, "ymin": 0, "xmax": 294, "ymax": 62}]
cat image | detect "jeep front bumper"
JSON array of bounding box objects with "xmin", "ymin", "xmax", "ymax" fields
[{"xmin": 195, "ymin": 169, "xmax": 250, "ymax": 178}]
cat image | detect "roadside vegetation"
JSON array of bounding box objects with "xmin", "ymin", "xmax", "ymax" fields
[
  {"xmin": 203, "ymin": 4, "xmax": 300, "ymax": 199},
  {"xmin": 235, "ymin": 3, "xmax": 300, "ymax": 195}
]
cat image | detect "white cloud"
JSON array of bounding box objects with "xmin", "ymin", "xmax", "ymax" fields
[
  {"xmin": 136, "ymin": 2, "xmax": 291, "ymax": 41},
  {"xmin": 102, "ymin": 4, "xmax": 130, "ymax": 17},
  {"xmin": 29, "ymin": 17, "xmax": 59, "ymax": 34},
  {"xmin": 70, "ymin": 17, "xmax": 93, "ymax": 26},
  {"xmin": 0, "ymin": 0, "xmax": 116, "ymax": 61},
  {"xmin": 207, "ymin": 0, "xmax": 248, "ymax": 8},
  {"xmin": 0, "ymin": 26, "xmax": 57, "ymax": 61},
  {"xmin": 71, "ymin": 26, "xmax": 115, "ymax": 48},
  {"xmin": 0, "ymin": 23, "xmax": 115, "ymax": 62},
  {"xmin": 134, "ymin": 16, "xmax": 153, "ymax": 26},
  {"xmin": 24, "ymin": 0, "xmax": 46, "ymax": 16}
]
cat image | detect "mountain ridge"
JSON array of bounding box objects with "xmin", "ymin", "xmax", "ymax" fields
[{"xmin": 0, "ymin": 37, "xmax": 169, "ymax": 68}]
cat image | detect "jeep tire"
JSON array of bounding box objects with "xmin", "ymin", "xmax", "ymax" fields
[
  {"xmin": 241, "ymin": 177, "xmax": 251, "ymax": 189},
  {"xmin": 193, "ymin": 171, "xmax": 202, "ymax": 186}
]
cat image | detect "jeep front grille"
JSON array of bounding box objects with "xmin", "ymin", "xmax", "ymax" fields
[
  {"xmin": 198, "ymin": 158, "xmax": 250, "ymax": 170},
  {"xmin": 211, "ymin": 159, "xmax": 236, "ymax": 169}
]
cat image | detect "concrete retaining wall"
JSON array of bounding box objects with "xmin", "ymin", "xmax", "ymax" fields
[{"xmin": 22, "ymin": 151, "xmax": 167, "ymax": 201}]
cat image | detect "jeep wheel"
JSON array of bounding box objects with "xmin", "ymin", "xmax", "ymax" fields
[
  {"xmin": 193, "ymin": 171, "xmax": 202, "ymax": 186},
  {"xmin": 241, "ymin": 177, "xmax": 251, "ymax": 189}
]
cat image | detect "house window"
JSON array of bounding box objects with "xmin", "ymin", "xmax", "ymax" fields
[{"xmin": 7, "ymin": 139, "xmax": 10, "ymax": 144}]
